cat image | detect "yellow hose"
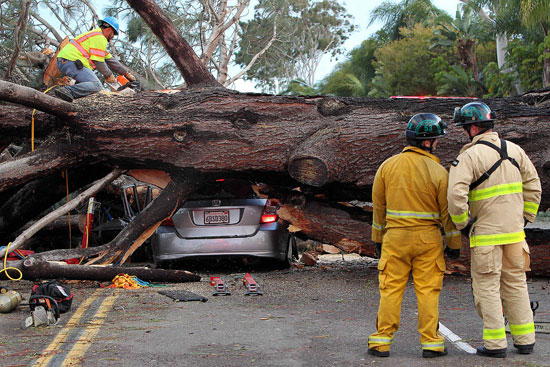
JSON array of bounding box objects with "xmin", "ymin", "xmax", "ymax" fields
[{"xmin": 0, "ymin": 242, "xmax": 23, "ymax": 281}]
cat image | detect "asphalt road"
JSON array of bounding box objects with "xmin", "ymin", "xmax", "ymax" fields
[{"xmin": 2, "ymin": 254, "xmax": 550, "ymax": 367}]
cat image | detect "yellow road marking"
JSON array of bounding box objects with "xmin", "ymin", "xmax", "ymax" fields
[
  {"xmin": 61, "ymin": 294, "xmax": 118, "ymax": 366},
  {"xmin": 33, "ymin": 289, "xmax": 101, "ymax": 367}
]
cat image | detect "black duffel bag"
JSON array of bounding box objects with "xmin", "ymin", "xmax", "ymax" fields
[{"xmin": 30, "ymin": 280, "xmax": 73, "ymax": 313}]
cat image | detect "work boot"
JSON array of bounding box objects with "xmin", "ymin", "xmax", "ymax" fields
[
  {"xmin": 367, "ymin": 348, "xmax": 390, "ymax": 357},
  {"xmin": 54, "ymin": 87, "xmax": 74, "ymax": 102},
  {"xmin": 514, "ymin": 343, "xmax": 535, "ymax": 354},
  {"xmin": 422, "ymin": 347, "xmax": 448, "ymax": 358},
  {"xmin": 476, "ymin": 346, "xmax": 507, "ymax": 358}
]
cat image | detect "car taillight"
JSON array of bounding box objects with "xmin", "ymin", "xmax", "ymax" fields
[
  {"xmin": 161, "ymin": 218, "xmax": 174, "ymax": 226},
  {"xmin": 261, "ymin": 199, "xmax": 279, "ymax": 224}
]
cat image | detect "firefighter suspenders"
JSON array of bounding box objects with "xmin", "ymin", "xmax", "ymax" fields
[{"xmin": 469, "ymin": 139, "xmax": 521, "ymax": 190}]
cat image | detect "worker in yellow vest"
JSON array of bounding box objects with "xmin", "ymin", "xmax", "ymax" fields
[
  {"xmin": 367, "ymin": 113, "xmax": 462, "ymax": 358},
  {"xmin": 448, "ymin": 102, "xmax": 541, "ymax": 358},
  {"xmin": 54, "ymin": 17, "xmax": 135, "ymax": 102}
]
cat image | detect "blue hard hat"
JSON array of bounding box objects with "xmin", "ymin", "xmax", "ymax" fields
[{"xmin": 99, "ymin": 16, "xmax": 119, "ymax": 35}]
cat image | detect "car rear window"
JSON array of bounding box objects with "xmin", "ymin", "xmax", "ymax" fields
[{"xmin": 187, "ymin": 179, "xmax": 259, "ymax": 200}]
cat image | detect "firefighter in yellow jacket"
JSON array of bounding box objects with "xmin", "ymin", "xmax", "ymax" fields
[
  {"xmin": 367, "ymin": 113, "xmax": 462, "ymax": 358},
  {"xmin": 54, "ymin": 17, "xmax": 135, "ymax": 102},
  {"xmin": 448, "ymin": 102, "xmax": 541, "ymax": 358}
]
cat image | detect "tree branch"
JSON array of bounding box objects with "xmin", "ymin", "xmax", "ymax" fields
[
  {"xmin": 6, "ymin": 0, "xmax": 30, "ymax": 79},
  {"xmin": 0, "ymin": 169, "xmax": 122, "ymax": 258},
  {"xmin": 126, "ymin": 0, "xmax": 221, "ymax": 88},
  {"xmin": 30, "ymin": 10, "xmax": 63, "ymax": 42},
  {"xmin": 0, "ymin": 80, "xmax": 78, "ymax": 117},
  {"xmin": 225, "ymin": 21, "xmax": 277, "ymax": 86},
  {"xmin": 0, "ymin": 141, "xmax": 85, "ymax": 194}
]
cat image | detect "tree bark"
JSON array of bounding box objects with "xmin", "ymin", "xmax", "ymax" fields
[
  {"xmin": 0, "ymin": 80, "xmax": 78, "ymax": 118},
  {"xmin": 0, "ymin": 140, "xmax": 86, "ymax": 195}
]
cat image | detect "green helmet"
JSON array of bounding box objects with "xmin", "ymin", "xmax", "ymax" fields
[
  {"xmin": 405, "ymin": 113, "xmax": 447, "ymax": 144},
  {"xmin": 453, "ymin": 101, "xmax": 496, "ymax": 127}
]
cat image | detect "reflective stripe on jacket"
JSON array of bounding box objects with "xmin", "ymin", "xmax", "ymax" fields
[
  {"xmin": 371, "ymin": 146, "xmax": 461, "ymax": 249},
  {"xmin": 448, "ymin": 132, "xmax": 541, "ymax": 247},
  {"xmin": 57, "ymin": 28, "xmax": 109, "ymax": 70}
]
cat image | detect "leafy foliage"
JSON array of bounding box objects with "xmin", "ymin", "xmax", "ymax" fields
[
  {"xmin": 368, "ymin": 24, "xmax": 441, "ymax": 97},
  {"xmin": 235, "ymin": 0, "xmax": 355, "ymax": 92},
  {"xmin": 369, "ymin": 0, "xmax": 449, "ymax": 42}
]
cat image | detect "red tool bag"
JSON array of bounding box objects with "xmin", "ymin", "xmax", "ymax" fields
[{"xmin": 6, "ymin": 249, "xmax": 34, "ymax": 261}]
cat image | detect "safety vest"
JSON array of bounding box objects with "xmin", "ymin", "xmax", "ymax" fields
[{"xmin": 57, "ymin": 28, "xmax": 111, "ymax": 70}]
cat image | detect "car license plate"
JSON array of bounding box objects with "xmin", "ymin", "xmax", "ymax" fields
[{"xmin": 204, "ymin": 210, "xmax": 229, "ymax": 224}]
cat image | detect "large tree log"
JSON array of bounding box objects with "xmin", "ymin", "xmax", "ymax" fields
[
  {"xmin": 20, "ymin": 258, "xmax": 200, "ymax": 282},
  {"xmin": 1, "ymin": 87, "xmax": 549, "ymax": 209}
]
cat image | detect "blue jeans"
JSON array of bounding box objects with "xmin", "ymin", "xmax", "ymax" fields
[{"xmin": 57, "ymin": 58, "xmax": 104, "ymax": 98}]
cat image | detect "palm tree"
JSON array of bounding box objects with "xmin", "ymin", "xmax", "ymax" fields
[
  {"xmin": 368, "ymin": 0, "xmax": 449, "ymax": 42},
  {"xmin": 431, "ymin": 4, "xmax": 487, "ymax": 81},
  {"xmin": 462, "ymin": 0, "xmax": 523, "ymax": 93},
  {"xmin": 520, "ymin": 0, "xmax": 550, "ymax": 87}
]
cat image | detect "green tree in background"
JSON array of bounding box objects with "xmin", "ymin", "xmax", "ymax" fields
[
  {"xmin": 431, "ymin": 4, "xmax": 488, "ymax": 81},
  {"xmin": 520, "ymin": 0, "xmax": 550, "ymax": 87},
  {"xmin": 235, "ymin": 0, "xmax": 354, "ymax": 93},
  {"xmin": 316, "ymin": 39, "xmax": 379, "ymax": 96},
  {"xmin": 369, "ymin": 0, "xmax": 449, "ymax": 42},
  {"xmin": 368, "ymin": 24, "xmax": 443, "ymax": 97}
]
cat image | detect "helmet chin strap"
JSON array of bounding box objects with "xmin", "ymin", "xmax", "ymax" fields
[
  {"xmin": 418, "ymin": 140, "xmax": 434, "ymax": 153},
  {"xmin": 464, "ymin": 124, "xmax": 491, "ymax": 141},
  {"xmin": 464, "ymin": 126, "xmax": 474, "ymax": 141}
]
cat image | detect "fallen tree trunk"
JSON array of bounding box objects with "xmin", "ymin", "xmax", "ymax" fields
[
  {"xmin": 20, "ymin": 257, "xmax": 200, "ymax": 282},
  {"xmin": 279, "ymin": 200, "xmax": 374, "ymax": 256},
  {"xmin": 2, "ymin": 88, "xmax": 550, "ymax": 209}
]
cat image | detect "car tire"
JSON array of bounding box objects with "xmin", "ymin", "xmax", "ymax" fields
[{"xmin": 280, "ymin": 234, "xmax": 296, "ymax": 268}]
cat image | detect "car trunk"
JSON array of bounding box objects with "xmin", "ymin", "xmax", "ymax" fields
[{"xmin": 171, "ymin": 198, "xmax": 268, "ymax": 239}]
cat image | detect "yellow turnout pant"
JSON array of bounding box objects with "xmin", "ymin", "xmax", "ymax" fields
[
  {"xmin": 471, "ymin": 241, "xmax": 535, "ymax": 349},
  {"xmin": 368, "ymin": 227, "xmax": 446, "ymax": 352}
]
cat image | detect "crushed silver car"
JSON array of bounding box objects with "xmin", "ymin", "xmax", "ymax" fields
[{"xmin": 151, "ymin": 178, "xmax": 297, "ymax": 267}]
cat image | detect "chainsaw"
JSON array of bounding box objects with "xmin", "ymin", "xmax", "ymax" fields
[{"xmin": 20, "ymin": 295, "xmax": 60, "ymax": 329}]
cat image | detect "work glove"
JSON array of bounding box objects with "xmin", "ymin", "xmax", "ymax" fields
[
  {"xmin": 124, "ymin": 72, "xmax": 136, "ymax": 82},
  {"xmin": 444, "ymin": 246, "xmax": 460, "ymax": 260},
  {"xmin": 524, "ymin": 217, "xmax": 530, "ymax": 227},
  {"xmin": 460, "ymin": 217, "xmax": 477, "ymax": 237},
  {"xmin": 374, "ymin": 243, "xmax": 382, "ymax": 259},
  {"xmin": 105, "ymin": 74, "xmax": 116, "ymax": 84}
]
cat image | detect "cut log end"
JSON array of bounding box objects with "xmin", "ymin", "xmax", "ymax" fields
[{"xmin": 288, "ymin": 157, "xmax": 328, "ymax": 187}]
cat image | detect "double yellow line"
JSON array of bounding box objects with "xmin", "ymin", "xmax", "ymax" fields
[{"xmin": 33, "ymin": 289, "xmax": 118, "ymax": 367}]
